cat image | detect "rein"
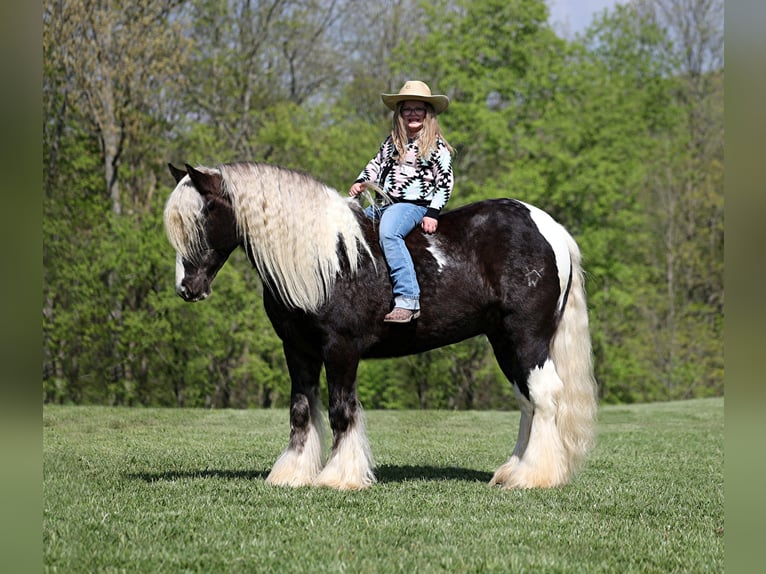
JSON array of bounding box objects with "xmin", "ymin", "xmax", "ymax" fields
[{"xmin": 357, "ymin": 181, "xmax": 394, "ymax": 211}]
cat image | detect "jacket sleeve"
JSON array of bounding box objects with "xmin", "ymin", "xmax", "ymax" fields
[
  {"xmin": 425, "ymin": 139, "xmax": 454, "ymax": 219},
  {"xmin": 354, "ymin": 136, "xmax": 393, "ymax": 185}
]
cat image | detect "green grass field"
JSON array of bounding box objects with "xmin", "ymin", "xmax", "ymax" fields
[{"xmin": 43, "ymin": 398, "xmax": 723, "ymax": 573}]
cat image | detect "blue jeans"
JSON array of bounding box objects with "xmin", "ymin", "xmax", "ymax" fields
[{"xmin": 365, "ymin": 202, "xmax": 427, "ymax": 311}]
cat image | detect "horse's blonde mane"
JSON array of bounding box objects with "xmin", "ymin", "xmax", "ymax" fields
[
  {"xmin": 219, "ymin": 162, "xmax": 373, "ymax": 312},
  {"xmin": 164, "ymin": 172, "xmax": 211, "ymax": 263}
]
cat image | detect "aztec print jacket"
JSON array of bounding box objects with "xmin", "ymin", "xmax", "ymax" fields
[{"xmin": 353, "ymin": 135, "xmax": 454, "ymax": 220}]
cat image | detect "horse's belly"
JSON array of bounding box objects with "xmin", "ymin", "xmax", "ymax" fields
[{"xmin": 361, "ymin": 323, "xmax": 485, "ymax": 359}]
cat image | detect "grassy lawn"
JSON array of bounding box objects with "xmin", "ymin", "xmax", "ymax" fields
[{"xmin": 43, "ymin": 399, "xmax": 723, "ymax": 573}]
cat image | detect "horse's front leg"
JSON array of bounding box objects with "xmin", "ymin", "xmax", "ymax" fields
[
  {"xmin": 266, "ymin": 344, "xmax": 325, "ymax": 487},
  {"xmin": 314, "ymin": 350, "xmax": 375, "ymax": 490}
]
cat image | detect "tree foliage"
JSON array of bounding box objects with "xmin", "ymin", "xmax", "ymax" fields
[{"xmin": 43, "ymin": 0, "xmax": 723, "ymax": 407}]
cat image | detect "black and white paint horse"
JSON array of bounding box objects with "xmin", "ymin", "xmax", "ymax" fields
[{"xmin": 164, "ymin": 161, "xmax": 598, "ymax": 490}]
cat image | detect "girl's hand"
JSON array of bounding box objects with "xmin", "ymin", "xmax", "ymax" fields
[
  {"xmin": 349, "ymin": 182, "xmax": 365, "ymax": 197},
  {"xmin": 421, "ymin": 216, "xmax": 438, "ymax": 234}
]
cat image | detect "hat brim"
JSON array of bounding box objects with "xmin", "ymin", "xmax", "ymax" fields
[{"xmin": 381, "ymin": 93, "xmax": 450, "ymax": 114}]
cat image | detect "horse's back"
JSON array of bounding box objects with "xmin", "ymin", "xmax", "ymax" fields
[
  {"xmin": 409, "ymin": 198, "xmax": 565, "ymax": 309},
  {"xmin": 352, "ymin": 198, "xmax": 569, "ymax": 357}
]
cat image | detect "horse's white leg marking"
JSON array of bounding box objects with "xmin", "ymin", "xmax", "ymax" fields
[
  {"xmin": 175, "ymin": 253, "xmax": 185, "ymax": 292},
  {"xmin": 314, "ymin": 408, "xmax": 375, "ymax": 490},
  {"xmin": 490, "ymin": 386, "xmax": 532, "ymax": 486},
  {"xmin": 266, "ymin": 411, "xmax": 325, "ymax": 487},
  {"xmin": 493, "ymin": 360, "xmax": 568, "ymax": 488}
]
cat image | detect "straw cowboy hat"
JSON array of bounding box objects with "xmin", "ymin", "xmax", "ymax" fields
[{"xmin": 381, "ymin": 80, "xmax": 450, "ymax": 114}]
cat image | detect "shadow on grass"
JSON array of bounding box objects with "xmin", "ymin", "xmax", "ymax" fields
[
  {"xmin": 128, "ymin": 469, "xmax": 269, "ymax": 482},
  {"xmin": 376, "ymin": 465, "xmax": 493, "ymax": 484},
  {"xmin": 129, "ymin": 466, "xmax": 492, "ymax": 484}
]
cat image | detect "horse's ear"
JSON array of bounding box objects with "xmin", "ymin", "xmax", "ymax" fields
[
  {"xmin": 168, "ymin": 163, "xmax": 187, "ymax": 184},
  {"xmin": 185, "ymin": 164, "xmax": 222, "ymax": 197}
]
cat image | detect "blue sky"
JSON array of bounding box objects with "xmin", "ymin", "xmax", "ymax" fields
[{"xmin": 547, "ymin": 0, "xmax": 623, "ymax": 36}]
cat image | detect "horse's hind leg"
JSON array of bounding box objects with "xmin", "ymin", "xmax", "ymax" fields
[
  {"xmin": 314, "ymin": 352, "xmax": 375, "ymax": 490},
  {"xmin": 266, "ymin": 344, "xmax": 325, "ymax": 487},
  {"xmin": 488, "ymin": 384, "xmax": 532, "ymax": 486},
  {"xmin": 489, "ymin": 333, "xmax": 568, "ymax": 488}
]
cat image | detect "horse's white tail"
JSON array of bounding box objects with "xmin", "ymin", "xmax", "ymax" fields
[{"xmin": 550, "ymin": 232, "xmax": 598, "ymax": 480}]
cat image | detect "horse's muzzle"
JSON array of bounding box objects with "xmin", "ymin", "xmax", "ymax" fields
[{"xmin": 176, "ymin": 283, "xmax": 210, "ymax": 302}]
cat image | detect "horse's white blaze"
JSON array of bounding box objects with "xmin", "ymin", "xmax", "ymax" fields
[
  {"xmin": 314, "ymin": 410, "xmax": 375, "ymax": 490},
  {"xmin": 521, "ymin": 201, "xmax": 572, "ymax": 313},
  {"xmin": 174, "ymin": 253, "xmax": 185, "ymax": 291}
]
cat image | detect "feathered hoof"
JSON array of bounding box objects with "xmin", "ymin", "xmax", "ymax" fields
[
  {"xmin": 313, "ymin": 466, "xmax": 376, "ymax": 490},
  {"xmin": 489, "ymin": 457, "xmax": 522, "ymax": 488},
  {"xmin": 265, "ymin": 468, "xmax": 318, "ymax": 488},
  {"xmin": 489, "ymin": 458, "xmax": 563, "ymax": 489},
  {"xmin": 264, "ymin": 475, "xmax": 314, "ymax": 488},
  {"xmin": 265, "ymin": 451, "xmax": 322, "ymax": 487}
]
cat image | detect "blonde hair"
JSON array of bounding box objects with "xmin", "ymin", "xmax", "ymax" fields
[
  {"xmin": 221, "ymin": 163, "xmax": 373, "ymax": 312},
  {"xmin": 391, "ymin": 102, "xmax": 454, "ymax": 161}
]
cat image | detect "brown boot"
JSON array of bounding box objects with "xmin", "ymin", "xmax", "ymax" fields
[{"xmin": 383, "ymin": 307, "xmax": 421, "ymax": 323}]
